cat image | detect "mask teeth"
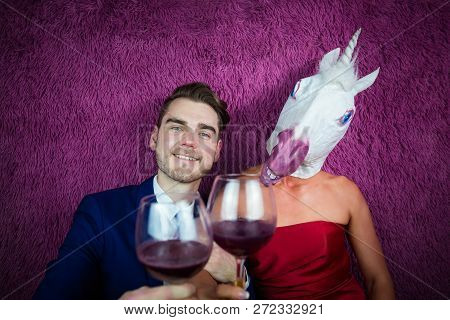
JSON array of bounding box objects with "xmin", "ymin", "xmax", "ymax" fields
[
  {"xmin": 268, "ymin": 168, "xmax": 277, "ymax": 180},
  {"xmin": 260, "ymin": 163, "xmax": 282, "ymax": 186},
  {"xmin": 267, "ymin": 167, "xmax": 282, "ymax": 182}
]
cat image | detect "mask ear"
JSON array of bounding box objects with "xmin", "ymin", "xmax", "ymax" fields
[
  {"xmin": 319, "ymin": 48, "xmax": 341, "ymax": 72},
  {"xmin": 352, "ymin": 68, "xmax": 380, "ymax": 94}
]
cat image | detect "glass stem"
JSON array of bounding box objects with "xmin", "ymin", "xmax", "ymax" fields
[{"xmin": 234, "ymin": 257, "xmax": 246, "ymax": 288}]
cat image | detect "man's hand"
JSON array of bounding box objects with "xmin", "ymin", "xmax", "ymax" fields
[
  {"xmin": 120, "ymin": 284, "xmax": 196, "ymax": 300},
  {"xmin": 196, "ymin": 283, "xmax": 249, "ymax": 300},
  {"xmin": 260, "ymin": 127, "xmax": 309, "ymax": 185},
  {"xmin": 119, "ymin": 281, "xmax": 249, "ymax": 300},
  {"xmin": 204, "ymin": 242, "xmax": 236, "ymax": 283}
]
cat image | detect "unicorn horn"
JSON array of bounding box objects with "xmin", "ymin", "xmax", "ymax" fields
[{"xmin": 340, "ymin": 28, "xmax": 361, "ymax": 65}]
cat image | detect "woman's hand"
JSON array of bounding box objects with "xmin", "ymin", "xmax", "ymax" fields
[{"xmin": 204, "ymin": 242, "xmax": 236, "ymax": 283}]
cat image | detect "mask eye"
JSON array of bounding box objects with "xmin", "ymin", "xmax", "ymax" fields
[
  {"xmin": 339, "ymin": 109, "xmax": 354, "ymax": 125},
  {"xmin": 290, "ymin": 81, "xmax": 301, "ymax": 99}
]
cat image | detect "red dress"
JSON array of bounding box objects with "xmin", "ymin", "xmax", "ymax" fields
[{"xmin": 246, "ymin": 221, "xmax": 366, "ymax": 299}]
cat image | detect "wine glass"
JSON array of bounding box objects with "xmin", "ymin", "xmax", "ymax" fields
[
  {"xmin": 135, "ymin": 191, "xmax": 213, "ymax": 283},
  {"xmin": 207, "ymin": 174, "xmax": 276, "ymax": 288}
]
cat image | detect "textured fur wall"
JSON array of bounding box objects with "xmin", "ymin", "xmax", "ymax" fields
[{"xmin": 0, "ymin": 0, "xmax": 448, "ymax": 299}]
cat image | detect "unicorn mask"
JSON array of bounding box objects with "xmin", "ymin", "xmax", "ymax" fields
[{"xmin": 264, "ymin": 29, "xmax": 380, "ymax": 181}]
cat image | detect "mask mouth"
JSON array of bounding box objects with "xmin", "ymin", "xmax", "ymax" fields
[{"xmin": 260, "ymin": 126, "xmax": 310, "ymax": 185}]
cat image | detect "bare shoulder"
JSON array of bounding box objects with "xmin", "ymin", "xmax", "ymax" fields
[
  {"xmin": 324, "ymin": 174, "xmax": 367, "ymax": 211},
  {"xmin": 327, "ymin": 175, "xmax": 361, "ymax": 193}
]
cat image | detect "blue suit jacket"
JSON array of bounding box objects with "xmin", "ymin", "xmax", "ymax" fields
[{"xmin": 34, "ymin": 177, "xmax": 163, "ymax": 299}]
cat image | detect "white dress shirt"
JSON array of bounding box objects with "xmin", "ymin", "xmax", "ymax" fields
[
  {"xmin": 152, "ymin": 175, "xmax": 249, "ymax": 288},
  {"xmin": 149, "ymin": 175, "xmax": 197, "ymax": 241}
]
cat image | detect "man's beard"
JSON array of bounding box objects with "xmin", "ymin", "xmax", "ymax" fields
[{"xmin": 155, "ymin": 150, "xmax": 211, "ymax": 183}]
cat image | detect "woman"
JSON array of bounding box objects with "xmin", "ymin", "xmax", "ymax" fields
[{"xmin": 246, "ymin": 29, "xmax": 395, "ymax": 299}]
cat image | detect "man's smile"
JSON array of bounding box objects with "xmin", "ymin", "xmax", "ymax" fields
[{"xmin": 173, "ymin": 154, "xmax": 199, "ymax": 161}]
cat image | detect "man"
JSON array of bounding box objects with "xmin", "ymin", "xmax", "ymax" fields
[{"xmin": 34, "ymin": 82, "xmax": 246, "ymax": 299}]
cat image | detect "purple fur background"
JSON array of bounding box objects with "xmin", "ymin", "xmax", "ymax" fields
[{"xmin": 0, "ymin": 0, "xmax": 448, "ymax": 299}]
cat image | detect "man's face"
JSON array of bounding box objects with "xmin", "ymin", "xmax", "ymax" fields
[{"xmin": 150, "ymin": 98, "xmax": 222, "ymax": 183}]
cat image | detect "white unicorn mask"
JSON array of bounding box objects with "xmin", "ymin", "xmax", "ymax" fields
[{"xmin": 266, "ymin": 29, "xmax": 380, "ymax": 179}]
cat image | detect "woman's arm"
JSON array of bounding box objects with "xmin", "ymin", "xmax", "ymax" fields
[{"xmin": 346, "ymin": 180, "xmax": 395, "ymax": 299}]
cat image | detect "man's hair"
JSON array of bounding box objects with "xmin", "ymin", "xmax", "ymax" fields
[{"xmin": 157, "ymin": 82, "xmax": 230, "ymax": 133}]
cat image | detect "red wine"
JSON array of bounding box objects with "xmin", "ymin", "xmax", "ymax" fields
[
  {"xmin": 212, "ymin": 219, "xmax": 275, "ymax": 257},
  {"xmin": 137, "ymin": 240, "xmax": 211, "ymax": 282}
]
